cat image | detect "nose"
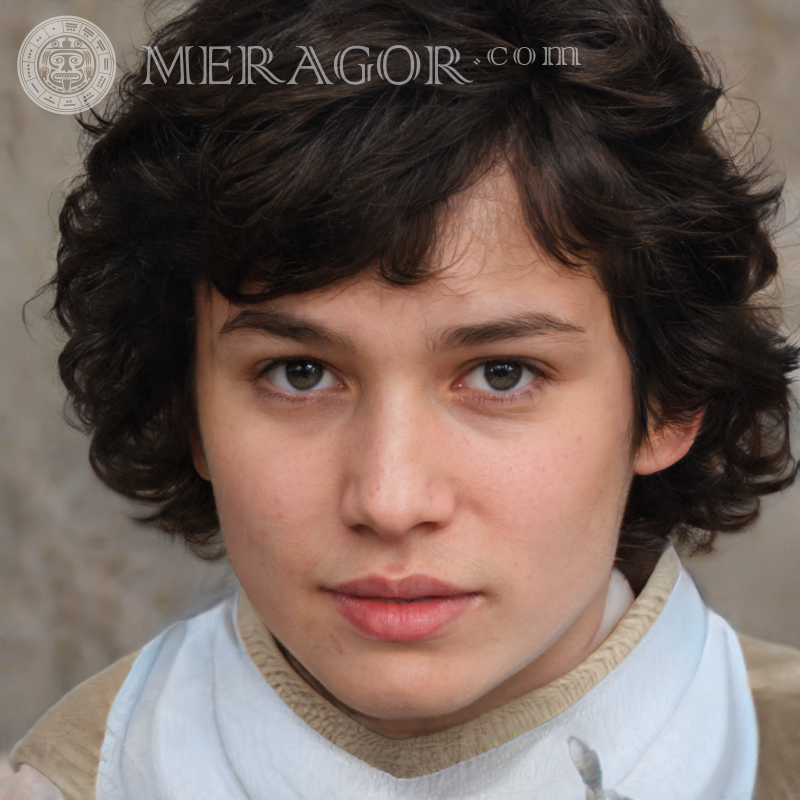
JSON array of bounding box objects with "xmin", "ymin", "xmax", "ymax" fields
[{"xmin": 339, "ymin": 390, "xmax": 456, "ymax": 541}]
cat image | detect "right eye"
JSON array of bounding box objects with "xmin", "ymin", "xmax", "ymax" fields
[{"xmin": 262, "ymin": 359, "xmax": 340, "ymax": 394}]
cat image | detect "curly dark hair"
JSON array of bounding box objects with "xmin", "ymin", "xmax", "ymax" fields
[{"xmin": 51, "ymin": 0, "xmax": 798, "ymax": 575}]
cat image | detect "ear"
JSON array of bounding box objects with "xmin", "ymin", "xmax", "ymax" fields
[
  {"xmin": 634, "ymin": 411, "xmax": 703, "ymax": 476},
  {"xmin": 189, "ymin": 429, "xmax": 211, "ymax": 481}
]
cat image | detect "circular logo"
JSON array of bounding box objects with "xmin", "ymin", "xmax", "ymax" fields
[{"xmin": 18, "ymin": 16, "xmax": 116, "ymax": 114}]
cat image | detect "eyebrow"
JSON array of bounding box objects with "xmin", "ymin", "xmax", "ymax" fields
[
  {"xmin": 219, "ymin": 308, "xmax": 585, "ymax": 352},
  {"xmin": 430, "ymin": 313, "xmax": 585, "ymax": 351},
  {"xmin": 219, "ymin": 308, "xmax": 358, "ymax": 351}
]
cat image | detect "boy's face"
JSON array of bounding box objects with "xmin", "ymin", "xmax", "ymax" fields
[{"xmin": 192, "ymin": 167, "xmax": 690, "ymax": 737}]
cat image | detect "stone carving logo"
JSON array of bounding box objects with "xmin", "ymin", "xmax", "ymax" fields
[{"xmin": 18, "ymin": 16, "xmax": 116, "ymax": 114}]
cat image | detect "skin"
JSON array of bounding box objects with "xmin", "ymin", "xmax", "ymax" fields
[{"xmin": 191, "ymin": 165, "xmax": 698, "ymax": 738}]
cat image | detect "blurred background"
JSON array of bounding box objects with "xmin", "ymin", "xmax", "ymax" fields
[{"xmin": 1, "ymin": 0, "xmax": 798, "ymax": 758}]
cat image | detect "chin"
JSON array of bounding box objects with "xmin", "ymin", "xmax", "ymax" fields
[{"xmin": 335, "ymin": 669, "xmax": 482, "ymax": 723}]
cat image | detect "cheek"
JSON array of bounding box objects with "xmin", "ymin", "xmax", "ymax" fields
[
  {"xmin": 491, "ymin": 434, "xmax": 631, "ymax": 628},
  {"xmin": 470, "ymin": 413, "xmax": 633, "ymax": 563},
  {"xmin": 209, "ymin": 425, "xmax": 338, "ymax": 573}
]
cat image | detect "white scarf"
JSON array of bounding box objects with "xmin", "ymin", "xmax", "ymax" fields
[{"xmin": 95, "ymin": 551, "xmax": 757, "ymax": 800}]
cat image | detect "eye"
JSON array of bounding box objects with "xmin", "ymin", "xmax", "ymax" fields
[
  {"xmin": 262, "ymin": 359, "xmax": 339, "ymax": 393},
  {"xmin": 462, "ymin": 360, "xmax": 539, "ymax": 393}
]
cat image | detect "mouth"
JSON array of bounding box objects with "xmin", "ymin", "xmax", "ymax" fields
[
  {"xmin": 370, "ymin": 596, "xmax": 437, "ymax": 603},
  {"xmin": 325, "ymin": 575, "xmax": 480, "ymax": 642}
]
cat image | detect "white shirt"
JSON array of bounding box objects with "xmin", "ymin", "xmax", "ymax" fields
[{"xmin": 91, "ymin": 549, "xmax": 757, "ymax": 799}]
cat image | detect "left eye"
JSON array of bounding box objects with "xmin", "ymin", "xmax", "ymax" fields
[
  {"xmin": 463, "ymin": 361, "xmax": 538, "ymax": 393},
  {"xmin": 264, "ymin": 360, "xmax": 339, "ymax": 393}
]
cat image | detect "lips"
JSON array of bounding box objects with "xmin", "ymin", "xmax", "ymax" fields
[{"xmin": 326, "ymin": 575, "xmax": 479, "ymax": 642}]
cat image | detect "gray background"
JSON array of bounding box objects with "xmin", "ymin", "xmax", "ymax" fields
[{"xmin": 1, "ymin": 0, "xmax": 798, "ymax": 756}]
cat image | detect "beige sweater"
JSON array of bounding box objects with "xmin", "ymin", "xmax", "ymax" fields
[{"xmin": 9, "ymin": 563, "xmax": 800, "ymax": 799}]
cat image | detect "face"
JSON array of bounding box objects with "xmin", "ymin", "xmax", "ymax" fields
[{"xmin": 192, "ymin": 166, "xmax": 693, "ymax": 738}]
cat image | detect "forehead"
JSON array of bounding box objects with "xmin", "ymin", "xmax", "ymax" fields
[
  {"xmin": 427, "ymin": 164, "xmax": 581, "ymax": 293},
  {"xmin": 201, "ymin": 166, "xmax": 609, "ymax": 345}
]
